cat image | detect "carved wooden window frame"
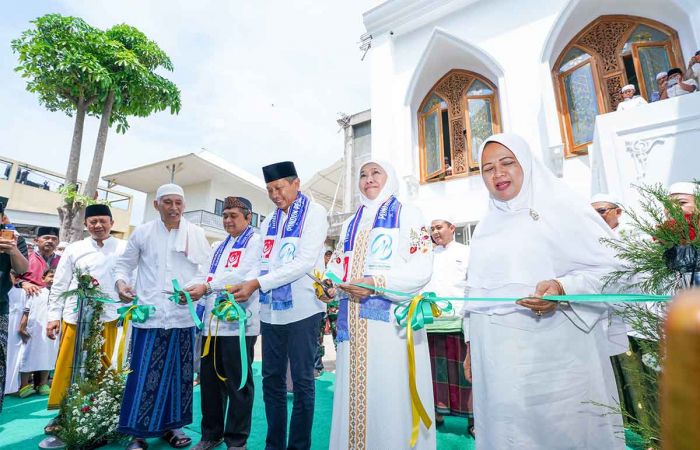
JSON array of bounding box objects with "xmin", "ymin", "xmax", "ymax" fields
[
  {"xmin": 418, "ymin": 69, "xmax": 501, "ymax": 183},
  {"xmin": 553, "ymin": 15, "xmax": 684, "ymax": 158}
]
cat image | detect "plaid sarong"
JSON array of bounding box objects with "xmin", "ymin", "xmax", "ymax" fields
[{"xmin": 427, "ymin": 332, "xmax": 473, "ymax": 417}]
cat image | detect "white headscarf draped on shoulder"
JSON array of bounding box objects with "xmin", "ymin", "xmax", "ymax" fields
[
  {"xmin": 358, "ymin": 159, "xmax": 400, "ymax": 211},
  {"xmin": 466, "ymin": 133, "xmax": 618, "ymax": 325}
]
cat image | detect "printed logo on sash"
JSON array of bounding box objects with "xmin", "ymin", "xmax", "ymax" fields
[
  {"xmin": 370, "ymin": 234, "xmax": 393, "ymax": 260},
  {"xmin": 226, "ymin": 250, "xmax": 242, "ymax": 268},
  {"xmin": 278, "ymin": 242, "xmax": 296, "ymax": 264},
  {"xmin": 263, "ymin": 239, "xmax": 275, "ymax": 259}
]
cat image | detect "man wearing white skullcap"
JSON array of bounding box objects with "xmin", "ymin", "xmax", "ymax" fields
[
  {"xmin": 156, "ymin": 183, "xmax": 185, "ymax": 200},
  {"xmin": 669, "ymin": 181, "xmax": 698, "ymax": 215},
  {"xmin": 616, "ymin": 84, "xmax": 647, "ymax": 111},
  {"xmin": 423, "ymin": 216, "xmax": 474, "ymax": 433},
  {"xmin": 591, "ymin": 193, "xmax": 624, "ymax": 234},
  {"xmin": 651, "ymin": 72, "xmax": 668, "ymax": 102},
  {"xmin": 114, "ymin": 183, "xmax": 211, "ymax": 449}
]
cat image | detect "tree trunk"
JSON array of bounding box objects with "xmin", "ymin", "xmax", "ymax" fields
[
  {"xmin": 82, "ymin": 89, "xmax": 115, "ymax": 201},
  {"xmin": 58, "ymin": 97, "xmax": 88, "ymax": 243}
]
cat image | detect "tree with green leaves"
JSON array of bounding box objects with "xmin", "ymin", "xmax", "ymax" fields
[{"xmin": 12, "ymin": 14, "xmax": 180, "ymax": 242}]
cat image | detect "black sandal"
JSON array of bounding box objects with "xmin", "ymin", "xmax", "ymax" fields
[
  {"xmin": 162, "ymin": 429, "xmax": 192, "ymax": 448},
  {"xmin": 126, "ymin": 437, "xmax": 149, "ymax": 450},
  {"xmin": 468, "ymin": 425, "xmax": 476, "ymax": 439}
]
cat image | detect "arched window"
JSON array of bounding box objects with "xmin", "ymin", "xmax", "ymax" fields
[
  {"xmin": 553, "ymin": 15, "xmax": 683, "ymax": 156},
  {"xmin": 418, "ymin": 70, "xmax": 500, "ymax": 182}
]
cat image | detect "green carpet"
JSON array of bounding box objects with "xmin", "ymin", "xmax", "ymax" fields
[{"xmin": 0, "ymin": 362, "xmax": 644, "ymax": 449}]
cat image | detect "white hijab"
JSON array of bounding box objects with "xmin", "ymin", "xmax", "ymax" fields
[
  {"xmin": 357, "ymin": 159, "xmax": 400, "ymax": 213},
  {"xmin": 467, "ymin": 133, "xmax": 616, "ymax": 291}
]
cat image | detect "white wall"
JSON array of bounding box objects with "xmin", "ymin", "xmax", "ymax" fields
[
  {"xmin": 143, "ymin": 180, "xmax": 212, "ymax": 222},
  {"xmin": 365, "ymin": 0, "xmax": 700, "ymax": 226},
  {"xmin": 209, "ymin": 178, "xmax": 274, "ymax": 218}
]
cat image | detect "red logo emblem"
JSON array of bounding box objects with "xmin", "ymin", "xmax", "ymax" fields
[
  {"xmin": 226, "ymin": 250, "xmax": 242, "ymax": 268},
  {"xmin": 342, "ymin": 256, "xmax": 350, "ymax": 282},
  {"xmin": 263, "ymin": 239, "xmax": 275, "ymax": 259}
]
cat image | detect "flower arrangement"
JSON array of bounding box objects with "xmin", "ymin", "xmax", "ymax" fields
[
  {"xmin": 54, "ymin": 268, "xmax": 127, "ymax": 449},
  {"xmin": 603, "ymin": 183, "xmax": 699, "ymax": 450}
]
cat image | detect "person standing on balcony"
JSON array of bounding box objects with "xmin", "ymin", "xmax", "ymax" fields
[
  {"xmin": 684, "ymin": 50, "xmax": 700, "ymax": 87},
  {"xmin": 185, "ymin": 196, "xmax": 262, "ymax": 450},
  {"xmin": 616, "ymin": 85, "xmax": 647, "ymax": 111},
  {"xmin": 665, "ymin": 67, "xmax": 697, "ymax": 98},
  {"xmin": 650, "ymin": 72, "xmax": 668, "ymax": 102},
  {"xmin": 230, "ymin": 161, "xmax": 328, "ymax": 450},
  {"xmin": 18, "ymin": 227, "xmax": 60, "ymax": 296},
  {"xmin": 114, "ymin": 184, "xmax": 211, "ymax": 450}
]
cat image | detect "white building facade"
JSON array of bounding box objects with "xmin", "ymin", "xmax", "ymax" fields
[{"xmin": 362, "ymin": 0, "xmax": 700, "ymax": 235}]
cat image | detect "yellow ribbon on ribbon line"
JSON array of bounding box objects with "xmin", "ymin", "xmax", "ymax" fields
[
  {"xmin": 406, "ymin": 294, "xmax": 433, "ymax": 447},
  {"xmin": 201, "ymin": 312, "xmax": 227, "ymax": 383}
]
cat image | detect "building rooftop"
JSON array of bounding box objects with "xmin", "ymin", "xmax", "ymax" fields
[{"xmin": 102, "ymin": 150, "xmax": 266, "ymax": 193}]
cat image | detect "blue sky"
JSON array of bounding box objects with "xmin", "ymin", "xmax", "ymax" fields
[{"xmin": 0, "ymin": 0, "xmax": 375, "ymax": 221}]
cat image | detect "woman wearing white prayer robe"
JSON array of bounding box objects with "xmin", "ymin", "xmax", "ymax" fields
[
  {"xmin": 461, "ymin": 133, "xmax": 624, "ymax": 450},
  {"xmin": 323, "ymin": 160, "xmax": 436, "ymax": 450}
]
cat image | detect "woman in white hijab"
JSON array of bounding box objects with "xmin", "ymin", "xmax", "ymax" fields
[
  {"xmin": 322, "ymin": 160, "xmax": 436, "ymax": 449},
  {"xmin": 462, "ymin": 133, "xmax": 624, "ymax": 449}
]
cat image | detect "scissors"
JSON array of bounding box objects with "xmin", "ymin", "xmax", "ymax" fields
[{"xmin": 306, "ymin": 272, "xmax": 334, "ymax": 299}]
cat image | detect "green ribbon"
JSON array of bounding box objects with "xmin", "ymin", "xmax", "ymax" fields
[
  {"xmin": 394, "ymin": 292, "xmax": 453, "ymax": 331},
  {"xmin": 117, "ymin": 297, "xmax": 155, "ymax": 324},
  {"xmin": 203, "ymin": 292, "xmax": 249, "ymax": 390},
  {"xmin": 324, "ymin": 271, "xmax": 671, "ymax": 332},
  {"xmin": 71, "ymin": 294, "xmax": 120, "ymax": 313},
  {"xmin": 168, "ymin": 279, "xmax": 203, "ymax": 330}
]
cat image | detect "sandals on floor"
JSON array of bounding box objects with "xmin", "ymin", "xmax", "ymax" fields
[
  {"xmin": 126, "ymin": 437, "xmax": 149, "ymax": 450},
  {"xmin": 468, "ymin": 425, "xmax": 476, "ymax": 439},
  {"xmin": 43, "ymin": 417, "xmax": 62, "ymax": 435},
  {"xmin": 18, "ymin": 385, "xmax": 35, "ymax": 398},
  {"xmin": 162, "ymin": 429, "xmax": 192, "ymax": 448},
  {"xmin": 191, "ymin": 438, "xmax": 224, "ymax": 450}
]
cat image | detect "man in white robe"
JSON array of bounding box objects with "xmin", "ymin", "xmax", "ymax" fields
[
  {"xmin": 666, "ymin": 67, "xmax": 698, "ymax": 98},
  {"xmin": 684, "ymin": 50, "xmax": 700, "ymax": 87},
  {"xmin": 423, "ymin": 217, "xmax": 473, "ymax": 430},
  {"xmin": 38, "ymin": 204, "xmax": 127, "ymax": 445},
  {"xmin": 114, "ymin": 184, "xmax": 211, "ymax": 450},
  {"xmin": 616, "ymin": 85, "xmax": 647, "ymax": 111}
]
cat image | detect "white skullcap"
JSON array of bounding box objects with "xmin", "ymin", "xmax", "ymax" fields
[
  {"xmin": 669, "ymin": 182, "xmax": 698, "ymax": 195},
  {"xmin": 156, "ymin": 183, "xmax": 185, "ymax": 200},
  {"xmin": 432, "ymin": 215, "xmax": 458, "ymax": 226},
  {"xmin": 591, "ymin": 193, "xmax": 622, "ymax": 206},
  {"xmin": 656, "ymin": 71, "xmax": 667, "ymax": 81},
  {"xmin": 621, "ymin": 84, "xmax": 635, "ymax": 93}
]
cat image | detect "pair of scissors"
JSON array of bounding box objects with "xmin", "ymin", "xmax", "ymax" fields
[{"xmin": 306, "ymin": 272, "xmax": 334, "ymax": 299}]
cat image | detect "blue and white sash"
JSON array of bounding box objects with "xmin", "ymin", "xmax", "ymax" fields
[
  {"xmin": 259, "ymin": 192, "xmax": 311, "ymax": 310},
  {"xmin": 206, "ymin": 226, "xmax": 255, "ymax": 283},
  {"xmin": 336, "ymin": 196, "xmax": 401, "ymax": 342}
]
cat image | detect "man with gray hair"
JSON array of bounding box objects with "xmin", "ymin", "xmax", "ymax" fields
[{"xmin": 115, "ymin": 183, "xmax": 211, "ymax": 450}]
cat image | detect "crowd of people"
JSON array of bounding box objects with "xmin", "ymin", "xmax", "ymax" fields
[
  {"xmin": 616, "ymin": 50, "xmax": 700, "ymax": 111},
  {"xmin": 0, "ymin": 131, "xmax": 697, "ymax": 450}
]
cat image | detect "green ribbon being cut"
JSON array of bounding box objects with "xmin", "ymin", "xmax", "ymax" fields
[
  {"xmin": 71, "ymin": 295, "xmax": 120, "ymax": 313},
  {"xmin": 201, "ymin": 292, "xmax": 250, "ymax": 390},
  {"xmin": 116, "ymin": 297, "xmax": 155, "ymax": 372},
  {"xmin": 324, "ymin": 270, "xmax": 670, "ymax": 447},
  {"xmin": 168, "ymin": 279, "xmax": 203, "ymax": 330}
]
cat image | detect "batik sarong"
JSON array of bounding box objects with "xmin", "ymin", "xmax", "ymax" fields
[{"xmin": 118, "ymin": 326, "xmax": 195, "ymax": 437}]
